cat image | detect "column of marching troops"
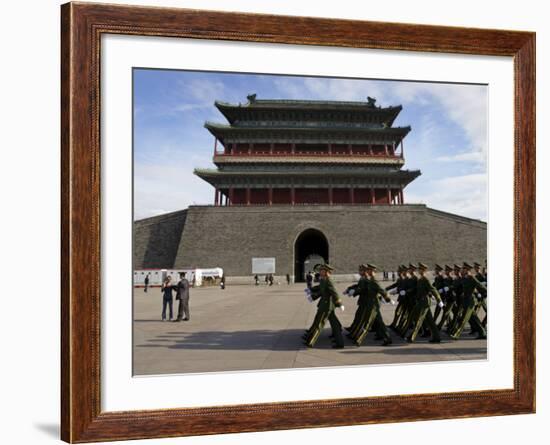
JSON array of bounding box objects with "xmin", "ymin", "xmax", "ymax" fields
[{"xmin": 302, "ymin": 261, "xmax": 487, "ymax": 349}]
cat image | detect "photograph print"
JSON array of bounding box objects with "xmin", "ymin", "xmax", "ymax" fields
[{"xmin": 132, "ymin": 69, "xmax": 488, "ymax": 376}]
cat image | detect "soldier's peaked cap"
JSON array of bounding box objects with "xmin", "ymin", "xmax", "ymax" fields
[
  {"xmin": 474, "ymin": 262, "xmax": 481, "ymax": 267},
  {"xmin": 463, "ymin": 262, "xmax": 473, "ymax": 269},
  {"xmin": 358, "ymin": 264, "xmax": 368, "ymax": 271},
  {"xmin": 400, "ymin": 264, "xmax": 408, "ymax": 271},
  {"xmin": 366, "ymin": 263, "xmax": 378, "ymax": 270},
  {"xmin": 418, "ymin": 262, "xmax": 429, "ymax": 270},
  {"xmin": 317, "ymin": 264, "xmax": 334, "ymax": 272},
  {"xmin": 434, "ymin": 264, "xmax": 443, "ymax": 271},
  {"xmin": 408, "ymin": 263, "xmax": 417, "ymax": 270},
  {"xmin": 444, "ymin": 264, "xmax": 453, "ymax": 271},
  {"xmin": 453, "ymin": 264, "xmax": 461, "ymax": 269}
]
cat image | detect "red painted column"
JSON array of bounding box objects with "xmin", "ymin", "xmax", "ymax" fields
[
  {"xmin": 246, "ymin": 188, "xmax": 251, "ymax": 206},
  {"xmin": 349, "ymin": 187, "xmax": 355, "ymax": 204},
  {"xmin": 348, "ymin": 144, "xmax": 353, "ymax": 155},
  {"xmin": 328, "ymin": 187, "xmax": 333, "ymax": 205},
  {"xmin": 328, "ymin": 143, "xmax": 332, "ymax": 155},
  {"xmin": 291, "ymin": 143, "xmax": 296, "ymax": 155},
  {"xmin": 291, "ymin": 187, "xmax": 295, "ymax": 205},
  {"xmin": 268, "ymin": 188, "xmax": 273, "ymax": 205},
  {"xmin": 400, "ymin": 189, "xmax": 404, "ymax": 204},
  {"xmin": 269, "ymin": 143, "xmax": 274, "ymax": 155},
  {"xmin": 370, "ymin": 187, "xmax": 375, "ymax": 204},
  {"xmin": 248, "ymin": 143, "xmax": 252, "ymax": 155},
  {"xmin": 387, "ymin": 187, "xmax": 391, "ymax": 204},
  {"xmin": 214, "ymin": 138, "xmax": 218, "ymax": 155},
  {"xmin": 229, "ymin": 187, "xmax": 234, "ymax": 206},
  {"xmin": 368, "ymin": 144, "xmax": 373, "ymax": 156},
  {"xmin": 401, "ymin": 140, "xmax": 404, "ymax": 158},
  {"xmin": 384, "ymin": 144, "xmax": 389, "ymax": 156},
  {"xmin": 214, "ymin": 188, "xmax": 219, "ymax": 206}
]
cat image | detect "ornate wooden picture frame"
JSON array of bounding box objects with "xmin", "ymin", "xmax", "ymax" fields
[{"xmin": 61, "ymin": 2, "xmax": 535, "ymax": 442}]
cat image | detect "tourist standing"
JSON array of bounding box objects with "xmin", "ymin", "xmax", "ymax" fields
[
  {"xmin": 174, "ymin": 272, "xmax": 190, "ymax": 322},
  {"xmin": 160, "ymin": 276, "xmax": 175, "ymax": 321}
]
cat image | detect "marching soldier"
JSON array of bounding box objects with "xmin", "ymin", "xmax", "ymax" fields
[
  {"xmin": 473, "ymin": 261, "xmax": 488, "ymax": 327},
  {"xmin": 406, "ymin": 262, "xmax": 444, "ymax": 343},
  {"xmin": 449, "ymin": 263, "xmax": 487, "ymax": 340},
  {"xmin": 386, "ymin": 265, "xmax": 407, "ymax": 330},
  {"xmin": 344, "ymin": 264, "xmax": 369, "ymax": 335},
  {"xmin": 446, "ymin": 264, "xmax": 464, "ymax": 334},
  {"xmin": 397, "ymin": 263, "xmax": 419, "ymax": 337},
  {"xmin": 437, "ymin": 265, "xmax": 456, "ymax": 330},
  {"xmin": 432, "ymin": 264, "xmax": 447, "ymax": 324},
  {"xmin": 352, "ymin": 264, "xmax": 392, "ymax": 347},
  {"xmin": 303, "ymin": 264, "xmax": 345, "ymax": 349}
]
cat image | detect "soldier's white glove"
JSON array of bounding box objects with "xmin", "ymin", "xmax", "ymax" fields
[
  {"xmin": 438, "ymin": 288, "xmax": 443, "ymax": 293},
  {"xmin": 444, "ymin": 286, "xmax": 450, "ymax": 292},
  {"xmin": 339, "ymin": 305, "xmax": 345, "ymax": 312},
  {"xmin": 389, "ymin": 289, "xmax": 398, "ymax": 295},
  {"xmin": 348, "ymin": 289, "xmax": 355, "ymax": 296},
  {"xmin": 481, "ymin": 282, "xmax": 487, "ymax": 286},
  {"xmin": 306, "ymin": 295, "xmax": 313, "ymax": 302},
  {"xmin": 399, "ymin": 290, "xmax": 406, "ymax": 296},
  {"xmin": 438, "ymin": 301, "xmax": 444, "ymax": 308},
  {"xmin": 389, "ymin": 299, "xmax": 396, "ymax": 305}
]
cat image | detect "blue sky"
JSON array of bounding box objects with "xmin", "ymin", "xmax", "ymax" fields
[{"xmin": 133, "ymin": 69, "xmax": 487, "ymax": 221}]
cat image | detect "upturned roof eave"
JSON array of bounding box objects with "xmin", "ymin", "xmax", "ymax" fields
[
  {"xmin": 204, "ymin": 121, "xmax": 411, "ymax": 135},
  {"xmin": 214, "ymin": 100, "xmax": 403, "ymax": 125}
]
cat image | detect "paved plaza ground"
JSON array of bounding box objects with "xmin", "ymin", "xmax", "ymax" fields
[{"xmin": 133, "ymin": 282, "xmax": 487, "ymax": 375}]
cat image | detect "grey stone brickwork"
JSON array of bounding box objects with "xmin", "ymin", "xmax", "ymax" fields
[
  {"xmin": 133, "ymin": 209, "xmax": 188, "ymax": 269},
  {"xmin": 133, "ymin": 205, "xmax": 486, "ymax": 281}
]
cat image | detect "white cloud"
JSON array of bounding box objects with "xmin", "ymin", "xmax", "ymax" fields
[
  {"xmin": 134, "ymin": 161, "xmax": 213, "ymax": 220},
  {"xmin": 178, "ymin": 78, "xmax": 227, "ymax": 105},
  {"xmin": 407, "ymin": 173, "xmax": 487, "ymax": 221},
  {"xmin": 134, "ymin": 139, "xmax": 214, "ymax": 220},
  {"xmin": 436, "ymin": 150, "xmax": 485, "ymax": 163},
  {"xmin": 274, "ymin": 77, "xmax": 487, "ymax": 168}
]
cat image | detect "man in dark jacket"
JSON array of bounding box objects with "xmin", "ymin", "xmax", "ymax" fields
[{"xmin": 174, "ymin": 271, "xmax": 190, "ymax": 322}]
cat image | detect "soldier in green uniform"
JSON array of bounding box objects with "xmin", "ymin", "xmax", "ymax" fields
[
  {"xmin": 473, "ymin": 261, "xmax": 488, "ymax": 327},
  {"xmin": 432, "ymin": 264, "xmax": 447, "ymax": 324},
  {"xmin": 449, "ymin": 262, "xmax": 487, "ymax": 340},
  {"xmin": 344, "ymin": 264, "xmax": 369, "ymax": 336},
  {"xmin": 397, "ymin": 263, "xmax": 419, "ymax": 337},
  {"xmin": 437, "ymin": 265, "xmax": 456, "ymax": 330},
  {"xmin": 353, "ymin": 264, "xmax": 393, "ymax": 347},
  {"xmin": 446, "ymin": 264, "xmax": 465, "ymax": 334},
  {"xmin": 406, "ymin": 262, "xmax": 444, "ymax": 343},
  {"xmin": 303, "ymin": 264, "xmax": 345, "ymax": 349},
  {"xmin": 387, "ymin": 265, "xmax": 407, "ymax": 330}
]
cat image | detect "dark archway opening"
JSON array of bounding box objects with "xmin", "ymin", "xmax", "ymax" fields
[{"xmin": 294, "ymin": 229, "xmax": 329, "ymax": 282}]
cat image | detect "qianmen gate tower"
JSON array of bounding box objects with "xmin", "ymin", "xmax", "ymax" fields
[
  {"xmin": 134, "ymin": 95, "xmax": 486, "ymax": 282},
  {"xmin": 195, "ymin": 95, "xmax": 420, "ymax": 207}
]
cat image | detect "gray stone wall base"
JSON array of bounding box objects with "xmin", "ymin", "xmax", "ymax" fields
[{"xmin": 134, "ymin": 204, "xmax": 487, "ymax": 277}]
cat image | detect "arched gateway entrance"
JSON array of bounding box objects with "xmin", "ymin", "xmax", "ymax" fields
[{"xmin": 294, "ymin": 229, "xmax": 329, "ymax": 282}]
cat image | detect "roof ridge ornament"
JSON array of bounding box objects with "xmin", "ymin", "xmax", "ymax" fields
[
  {"xmin": 247, "ymin": 93, "xmax": 257, "ymax": 103},
  {"xmin": 367, "ymin": 96, "xmax": 377, "ymax": 107}
]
